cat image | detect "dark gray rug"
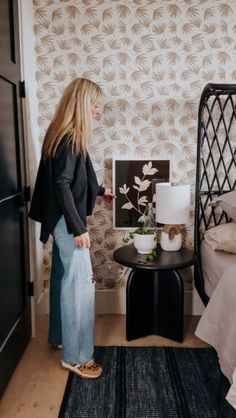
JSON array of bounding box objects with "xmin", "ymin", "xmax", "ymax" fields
[{"xmin": 59, "ymin": 346, "xmax": 236, "ymax": 418}]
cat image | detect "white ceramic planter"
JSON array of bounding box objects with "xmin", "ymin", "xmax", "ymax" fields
[{"xmin": 133, "ymin": 233, "xmax": 156, "ymax": 254}]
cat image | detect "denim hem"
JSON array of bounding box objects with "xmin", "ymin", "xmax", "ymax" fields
[{"xmin": 62, "ymin": 357, "xmax": 94, "ymax": 366}]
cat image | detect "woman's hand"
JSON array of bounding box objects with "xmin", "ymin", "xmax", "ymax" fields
[
  {"xmin": 103, "ymin": 188, "xmax": 116, "ymax": 204},
  {"xmin": 74, "ymin": 232, "xmax": 91, "ymax": 248}
]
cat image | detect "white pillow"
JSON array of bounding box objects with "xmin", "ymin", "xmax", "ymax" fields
[
  {"xmin": 204, "ymin": 222, "xmax": 236, "ymax": 254},
  {"xmin": 209, "ymin": 191, "xmax": 236, "ymax": 221}
]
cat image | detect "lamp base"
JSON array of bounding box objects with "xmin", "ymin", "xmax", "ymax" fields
[{"xmin": 160, "ymin": 225, "xmax": 182, "ymax": 251}]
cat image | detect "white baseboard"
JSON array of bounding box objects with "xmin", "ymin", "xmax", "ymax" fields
[
  {"xmin": 95, "ymin": 287, "xmax": 205, "ymax": 316},
  {"xmin": 192, "ymin": 286, "xmax": 205, "ymax": 315},
  {"xmin": 184, "ymin": 288, "xmax": 204, "ymax": 316},
  {"xmin": 95, "ymin": 288, "xmax": 126, "ymax": 314},
  {"xmin": 38, "ymin": 285, "xmax": 205, "ymax": 316}
]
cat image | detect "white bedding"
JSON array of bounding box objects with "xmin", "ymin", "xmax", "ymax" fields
[
  {"xmin": 195, "ymin": 261, "xmax": 236, "ymax": 409},
  {"xmin": 201, "ymin": 240, "xmax": 236, "ymax": 297}
]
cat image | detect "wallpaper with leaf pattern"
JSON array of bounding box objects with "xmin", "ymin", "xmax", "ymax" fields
[{"xmin": 33, "ymin": 0, "xmax": 236, "ymax": 290}]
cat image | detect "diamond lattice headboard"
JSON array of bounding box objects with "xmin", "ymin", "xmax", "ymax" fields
[{"xmin": 194, "ymin": 83, "xmax": 236, "ymax": 304}]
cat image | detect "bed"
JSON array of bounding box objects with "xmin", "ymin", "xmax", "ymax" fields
[{"xmin": 193, "ymin": 83, "xmax": 236, "ymax": 409}]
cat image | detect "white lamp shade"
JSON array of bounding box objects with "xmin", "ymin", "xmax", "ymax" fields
[{"xmin": 156, "ymin": 184, "xmax": 190, "ymax": 224}]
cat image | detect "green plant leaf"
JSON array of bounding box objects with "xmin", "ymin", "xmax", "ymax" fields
[{"xmin": 146, "ymin": 249, "xmax": 157, "ymax": 261}]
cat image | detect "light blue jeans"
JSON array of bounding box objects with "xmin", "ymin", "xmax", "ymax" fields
[{"xmin": 53, "ymin": 216, "xmax": 95, "ymax": 365}]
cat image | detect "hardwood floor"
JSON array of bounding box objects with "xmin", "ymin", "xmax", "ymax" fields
[{"xmin": 0, "ymin": 314, "xmax": 209, "ymax": 418}]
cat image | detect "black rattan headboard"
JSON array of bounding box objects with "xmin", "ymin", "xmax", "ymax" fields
[{"xmin": 194, "ymin": 83, "xmax": 236, "ymax": 305}]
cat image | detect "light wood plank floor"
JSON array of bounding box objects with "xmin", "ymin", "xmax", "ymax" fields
[{"xmin": 0, "ymin": 314, "xmax": 209, "ymax": 418}]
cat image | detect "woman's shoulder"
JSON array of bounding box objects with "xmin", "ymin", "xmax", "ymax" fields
[
  {"xmin": 54, "ymin": 135, "xmax": 83, "ymax": 161},
  {"xmin": 57, "ymin": 134, "xmax": 72, "ymax": 150},
  {"xmin": 56, "ymin": 135, "xmax": 75, "ymax": 155}
]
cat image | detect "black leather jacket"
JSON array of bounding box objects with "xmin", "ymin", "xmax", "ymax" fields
[{"xmin": 28, "ymin": 137, "xmax": 105, "ymax": 243}]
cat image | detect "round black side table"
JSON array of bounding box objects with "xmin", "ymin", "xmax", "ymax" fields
[{"xmin": 113, "ymin": 244, "xmax": 195, "ymax": 342}]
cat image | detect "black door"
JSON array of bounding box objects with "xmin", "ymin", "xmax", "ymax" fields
[{"xmin": 0, "ymin": 0, "xmax": 31, "ymax": 396}]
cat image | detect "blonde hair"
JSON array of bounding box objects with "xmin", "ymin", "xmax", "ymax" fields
[{"xmin": 42, "ymin": 78, "xmax": 103, "ymax": 158}]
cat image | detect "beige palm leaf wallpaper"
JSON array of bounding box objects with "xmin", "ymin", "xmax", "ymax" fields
[{"xmin": 33, "ymin": 0, "xmax": 236, "ymax": 290}]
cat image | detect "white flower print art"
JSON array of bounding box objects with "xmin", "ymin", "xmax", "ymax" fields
[{"xmin": 113, "ymin": 160, "xmax": 170, "ymax": 229}]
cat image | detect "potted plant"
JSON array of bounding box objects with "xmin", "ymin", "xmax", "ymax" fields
[
  {"xmin": 123, "ymin": 227, "xmax": 158, "ymax": 255},
  {"xmin": 123, "ymin": 202, "xmax": 159, "ymax": 258},
  {"xmin": 134, "ymin": 227, "xmax": 157, "ymax": 254}
]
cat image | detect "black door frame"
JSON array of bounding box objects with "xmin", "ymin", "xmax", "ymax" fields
[{"xmin": 0, "ymin": 0, "xmax": 32, "ymax": 396}]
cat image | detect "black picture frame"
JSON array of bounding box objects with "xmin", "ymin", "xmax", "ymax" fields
[{"xmin": 113, "ymin": 159, "xmax": 170, "ymax": 229}]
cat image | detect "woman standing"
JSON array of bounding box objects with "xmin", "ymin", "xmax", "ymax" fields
[{"xmin": 29, "ymin": 78, "xmax": 114, "ymax": 379}]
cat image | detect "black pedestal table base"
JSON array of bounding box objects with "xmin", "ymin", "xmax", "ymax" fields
[{"xmin": 126, "ymin": 268, "xmax": 184, "ymax": 342}]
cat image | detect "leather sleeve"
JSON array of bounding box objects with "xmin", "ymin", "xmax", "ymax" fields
[
  {"xmin": 98, "ymin": 185, "xmax": 105, "ymax": 196},
  {"xmin": 52, "ymin": 140, "xmax": 87, "ymax": 236},
  {"xmin": 86, "ymin": 153, "xmax": 105, "ymax": 198}
]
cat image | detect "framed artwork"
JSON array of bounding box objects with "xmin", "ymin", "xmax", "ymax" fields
[{"xmin": 113, "ymin": 159, "xmax": 170, "ymax": 229}]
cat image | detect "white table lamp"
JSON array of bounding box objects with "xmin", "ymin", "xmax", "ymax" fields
[{"xmin": 156, "ymin": 184, "xmax": 190, "ymax": 251}]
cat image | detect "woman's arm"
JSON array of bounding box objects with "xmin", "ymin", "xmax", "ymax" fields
[{"xmin": 52, "ymin": 140, "xmax": 87, "ymax": 237}]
